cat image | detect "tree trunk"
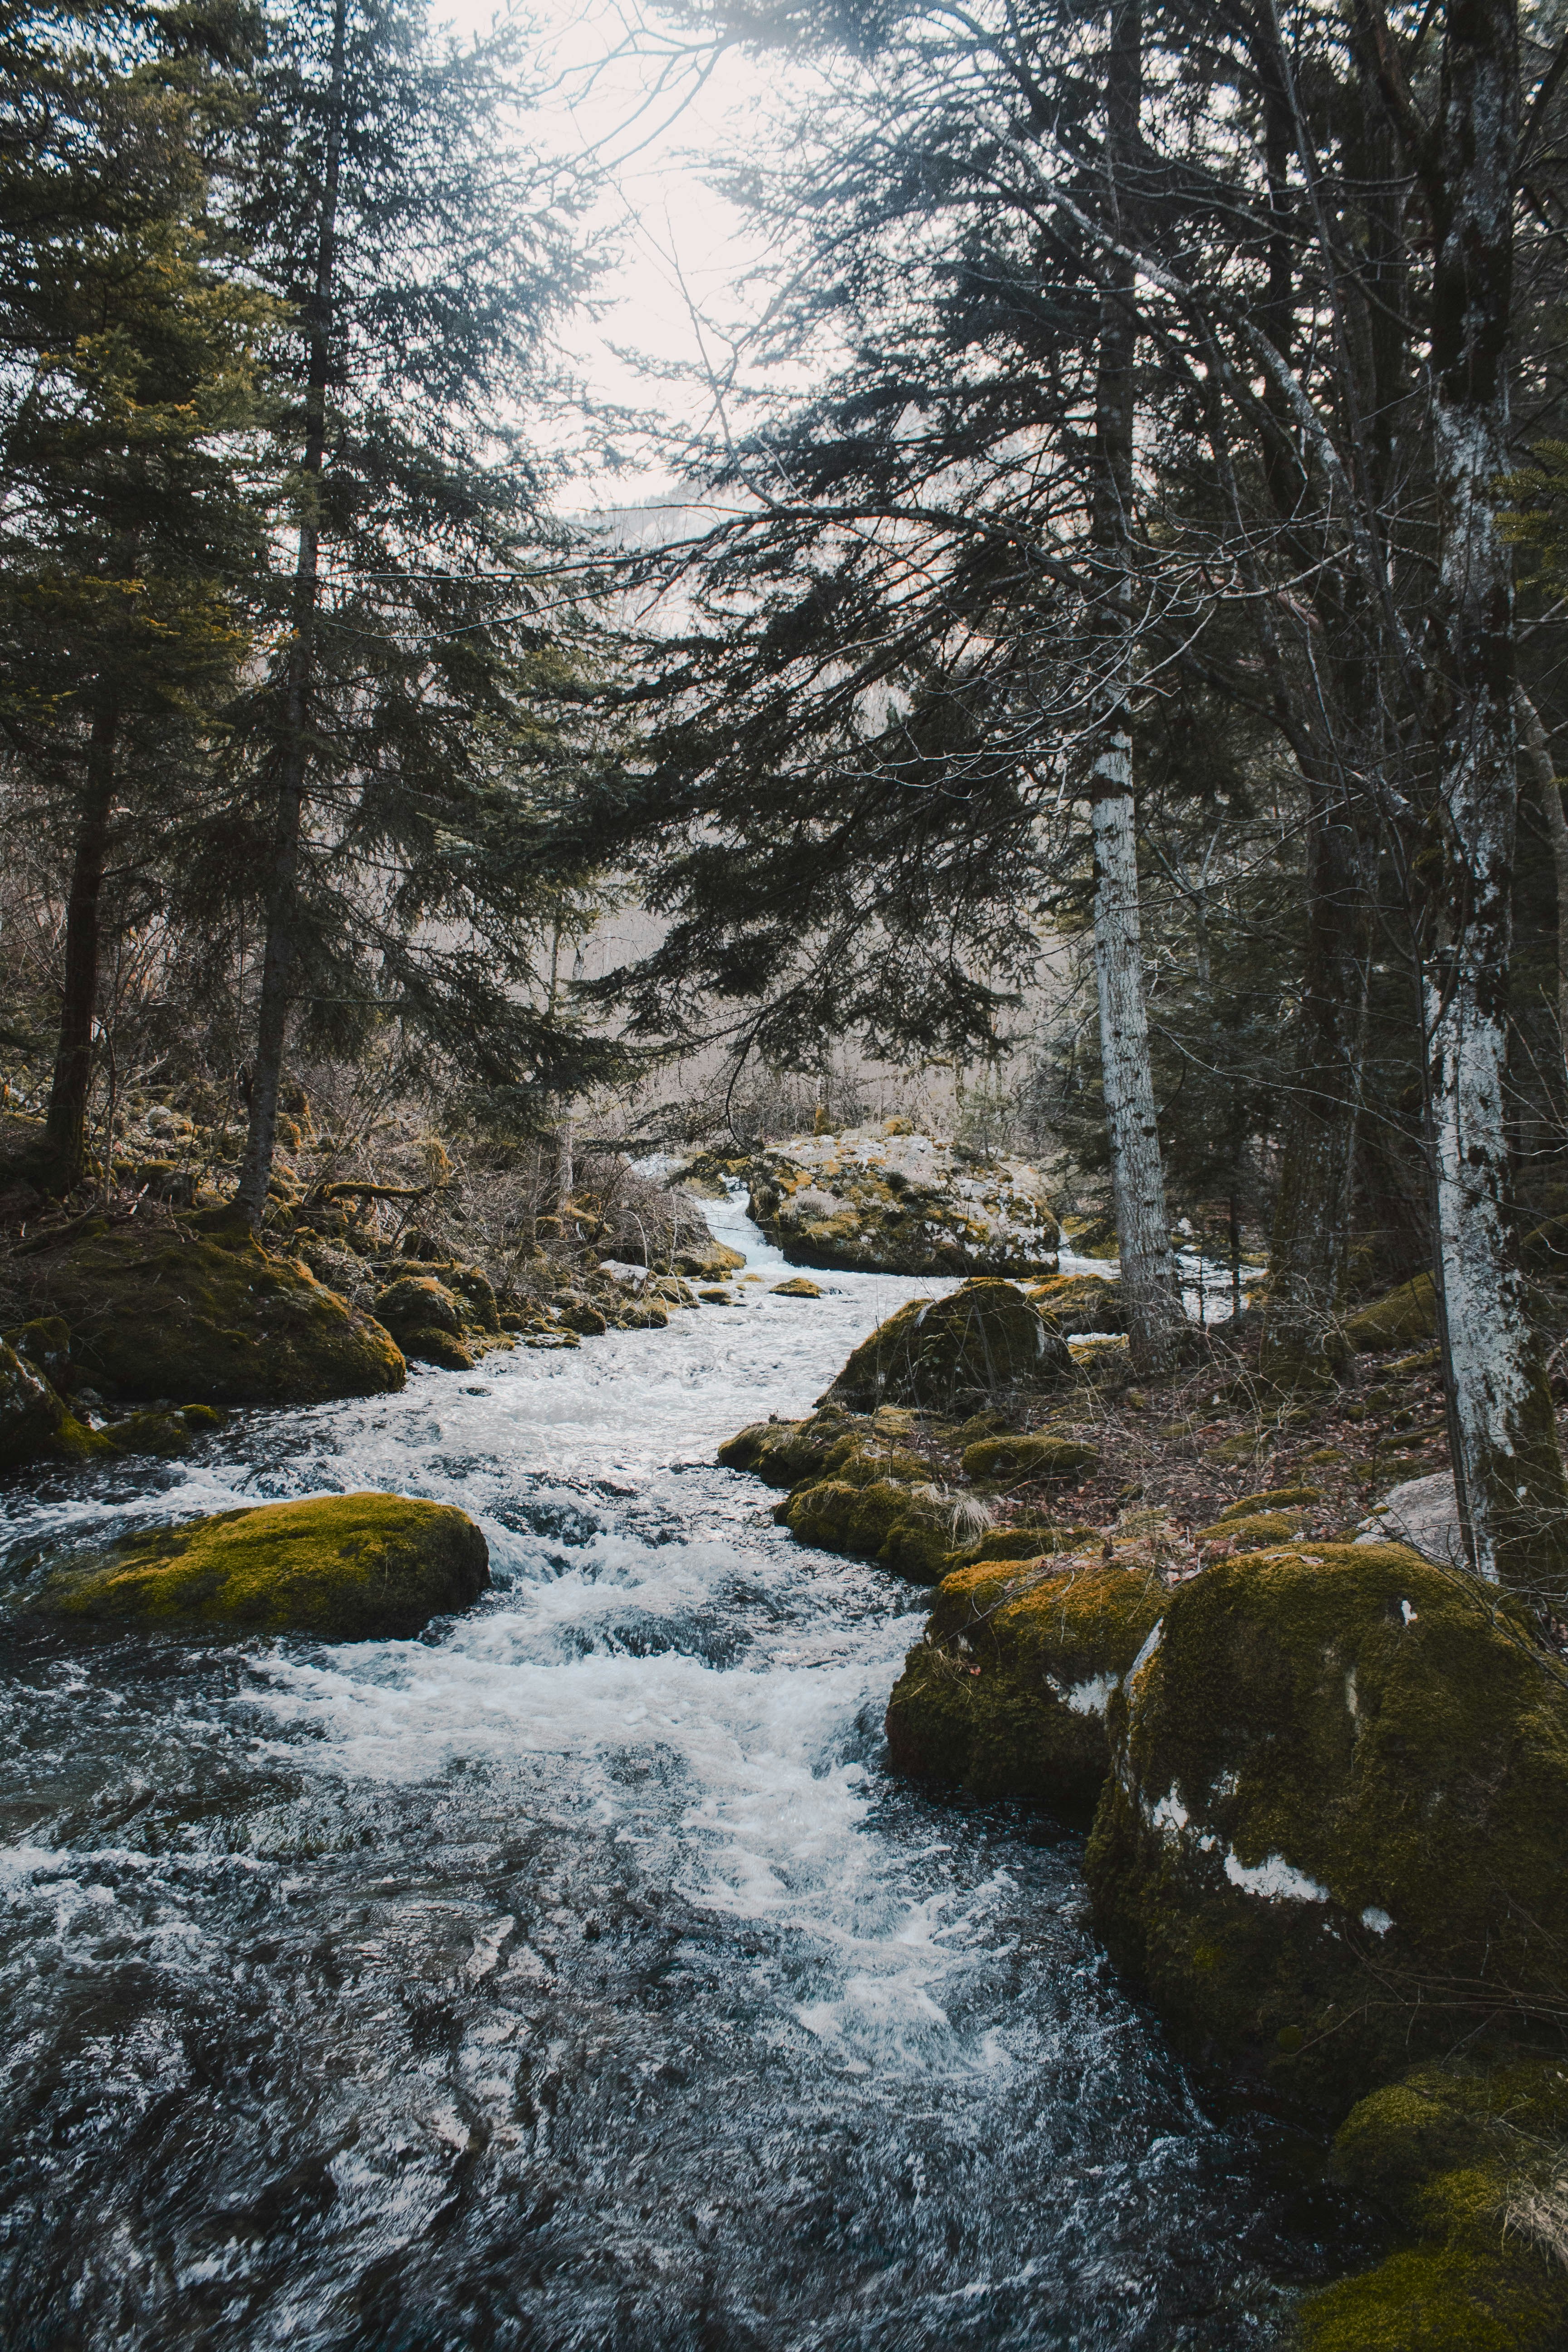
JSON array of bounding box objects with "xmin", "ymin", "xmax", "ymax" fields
[
  {"xmin": 235, "ymin": 0, "xmax": 347, "ymax": 1231},
  {"xmin": 1517, "ymin": 690, "xmax": 1568, "ymax": 1060},
  {"xmin": 1261, "ymin": 784, "xmax": 1372, "ymax": 1385},
  {"xmin": 1086, "ymin": 0, "xmax": 1182, "ymax": 1375},
  {"xmin": 41, "ymin": 691, "xmax": 118, "ymax": 1194},
  {"xmin": 1422, "ymin": 0, "xmax": 1568, "ymax": 1590}
]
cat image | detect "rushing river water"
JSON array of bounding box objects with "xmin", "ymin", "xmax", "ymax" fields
[{"xmin": 0, "ymin": 1195, "xmax": 1357, "ymax": 2351}]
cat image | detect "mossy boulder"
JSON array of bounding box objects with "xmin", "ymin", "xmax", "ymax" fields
[
  {"xmin": 4, "ymin": 1315, "xmax": 73, "ymax": 1391},
  {"xmin": 1025, "ymin": 1273, "xmax": 1129, "ymax": 1337},
  {"xmin": 107, "ymin": 1403, "xmax": 226, "ymax": 1459},
  {"xmin": 743, "ymin": 1126, "xmax": 1060, "ymax": 1277},
  {"xmin": 17, "ymin": 1224, "xmax": 405, "ymax": 1406},
  {"xmin": 779, "ymin": 1475, "xmax": 955, "ymax": 1583},
  {"xmin": 1194, "ymin": 1509, "xmax": 1308, "ymax": 1551},
  {"xmin": 1346, "ymin": 1273, "xmax": 1437, "ymax": 1352},
  {"xmin": 943, "ymin": 1523, "xmax": 1099, "ymax": 1569},
  {"xmin": 38, "ymin": 1492, "xmax": 489, "ymax": 1640},
  {"xmin": 719, "ymin": 1408, "xmax": 855, "ymax": 1487},
  {"xmin": 1301, "ymin": 2061, "xmax": 1568, "ymax": 2350},
  {"xmin": 0, "ymin": 1338, "xmax": 67, "ymax": 1467},
  {"xmin": 1086, "ymin": 1543, "xmax": 1568, "ymax": 2107},
  {"xmin": 673, "ymin": 1240, "xmax": 747, "ymax": 1280},
  {"xmin": 823, "ymin": 1278, "xmax": 1071, "ymax": 1413},
  {"xmin": 374, "ymin": 1274, "xmax": 463, "ymax": 1338},
  {"xmin": 886, "ymin": 1558, "xmax": 1165, "ymax": 1819},
  {"xmin": 1218, "ymin": 1485, "xmax": 1322, "ymax": 1518},
  {"xmin": 770, "ymin": 1276, "xmax": 823, "ymax": 1298},
  {"xmin": 960, "ymin": 1432, "xmax": 1100, "ymax": 1484}
]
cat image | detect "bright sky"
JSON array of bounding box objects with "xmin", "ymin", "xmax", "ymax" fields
[{"xmin": 441, "ymin": 0, "xmax": 799, "ymax": 506}]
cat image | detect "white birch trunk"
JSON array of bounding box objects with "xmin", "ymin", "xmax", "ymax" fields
[
  {"xmin": 1081, "ymin": 0, "xmax": 1182, "ymax": 1375},
  {"xmin": 1423, "ymin": 0, "xmax": 1567, "ymax": 1591},
  {"xmin": 1092, "ymin": 752, "xmax": 1182, "ymax": 1372}
]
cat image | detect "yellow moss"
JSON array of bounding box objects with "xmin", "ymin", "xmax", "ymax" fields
[
  {"xmin": 1086, "ymin": 1544, "xmax": 1568, "ymax": 2104},
  {"xmin": 961, "ymin": 1433, "xmax": 1099, "ymax": 1483},
  {"xmin": 1346, "ymin": 1274, "xmax": 1438, "ymax": 1352},
  {"xmin": 1195, "ymin": 1509, "xmax": 1306, "ymax": 1550},
  {"xmin": 885, "ymin": 1557, "xmax": 1164, "ymax": 1818},
  {"xmin": 18, "ymin": 1225, "xmax": 405, "ymax": 1406},
  {"xmin": 40, "ymin": 1492, "xmax": 489, "ymax": 1641}
]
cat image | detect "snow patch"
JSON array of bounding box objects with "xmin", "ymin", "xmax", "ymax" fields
[{"xmin": 1222, "ymin": 1850, "xmax": 1329, "ymax": 1906}]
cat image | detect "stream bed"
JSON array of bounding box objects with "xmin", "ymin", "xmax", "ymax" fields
[{"xmin": 0, "ymin": 1194, "xmax": 1359, "ymax": 2350}]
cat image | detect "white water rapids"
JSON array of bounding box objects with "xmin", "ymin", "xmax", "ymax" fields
[{"xmin": 0, "ymin": 1192, "xmax": 1353, "ymax": 2348}]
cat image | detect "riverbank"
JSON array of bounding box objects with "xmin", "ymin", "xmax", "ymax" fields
[
  {"xmin": 0, "ymin": 1186, "xmax": 1360, "ymax": 2350},
  {"xmin": 720, "ymin": 1261, "xmax": 1568, "ymax": 2347}
]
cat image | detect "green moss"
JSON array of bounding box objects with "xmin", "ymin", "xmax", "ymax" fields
[
  {"xmin": 779, "ymin": 1474, "xmax": 955, "ymax": 1584},
  {"xmin": 718, "ymin": 1408, "xmax": 854, "ymax": 1487},
  {"xmin": 771, "ymin": 1276, "xmax": 823, "ymax": 1297},
  {"xmin": 885, "ymin": 1557, "xmax": 1165, "ymax": 1818},
  {"xmin": 1300, "ymin": 2248, "xmax": 1567, "ymax": 2352},
  {"xmin": 374, "ymin": 1274, "xmax": 462, "ymax": 1338},
  {"xmin": 38, "ymin": 1491, "xmax": 489, "ymax": 1640},
  {"xmin": 1195, "ymin": 1509, "xmax": 1307, "ymax": 1550},
  {"xmin": 3, "ymin": 1315, "xmax": 72, "ymax": 1389},
  {"xmin": 1024, "ymin": 1274, "xmax": 1129, "ymax": 1336},
  {"xmin": 1301, "ymin": 2062, "xmax": 1568, "ymax": 2352},
  {"xmin": 943, "ymin": 1524, "xmax": 1099, "ymax": 1569},
  {"xmin": 961, "ymin": 1433, "xmax": 1100, "ymax": 1483},
  {"xmin": 18, "ymin": 1224, "xmax": 405, "ymax": 1406},
  {"xmin": 1085, "ymin": 1544, "xmax": 1568, "ymax": 2107},
  {"xmin": 823, "ymin": 1278, "xmax": 1072, "ymax": 1413},
  {"xmin": 1218, "ymin": 1485, "xmax": 1323, "ymax": 1519},
  {"xmin": 1346, "ymin": 1274, "xmax": 1438, "ymax": 1352},
  {"xmin": 399, "ymin": 1324, "xmax": 477, "ymax": 1371},
  {"xmin": 0, "ymin": 1337, "xmax": 65, "ymax": 1467}
]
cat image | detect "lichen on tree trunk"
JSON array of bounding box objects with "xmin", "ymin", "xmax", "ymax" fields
[{"xmin": 1418, "ymin": 0, "xmax": 1568, "ymax": 1590}]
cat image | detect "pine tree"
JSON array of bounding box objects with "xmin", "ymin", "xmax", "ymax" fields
[
  {"xmin": 0, "ymin": 0, "xmax": 273, "ymax": 1193},
  {"xmin": 227, "ymin": 0, "xmax": 608, "ymax": 1229}
]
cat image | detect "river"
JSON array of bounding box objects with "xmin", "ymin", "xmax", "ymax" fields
[{"xmin": 0, "ymin": 1192, "xmax": 1356, "ymax": 2349}]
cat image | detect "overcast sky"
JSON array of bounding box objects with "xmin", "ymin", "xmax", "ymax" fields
[{"xmin": 440, "ymin": 0, "xmax": 797, "ymax": 505}]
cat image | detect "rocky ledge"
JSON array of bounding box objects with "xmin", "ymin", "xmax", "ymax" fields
[{"xmin": 688, "ymin": 1122, "xmax": 1060, "ymax": 1277}]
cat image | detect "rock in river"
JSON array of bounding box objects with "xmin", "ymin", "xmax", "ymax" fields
[
  {"xmin": 37, "ymin": 1492, "xmax": 489, "ymax": 1640},
  {"xmin": 823, "ymin": 1278, "xmax": 1071, "ymax": 1413},
  {"xmin": 739, "ymin": 1124, "xmax": 1060, "ymax": 1277}
]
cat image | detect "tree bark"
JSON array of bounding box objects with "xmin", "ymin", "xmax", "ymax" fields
[
  {"xmin": 1086, "ymin": 0, "xmax": 1182, "ymax": 1375},
  {"xmin": 1517, "ymin": 690, "xmax": 1568, "ymax": 1059},
  {"xmin": 41, "ymin": 691, "xmax": 118, "ymax": 1194},
  {"xmin": 235, "ymin": 0, "xmax": 347, "ymax": 1231},
  {"xmin": 1261, "ymin": 784, "xmax": 1373, "ymax": 1384},
  {"xmin": 1421, "ymin": 0, "xmax": 1568, "ymax": 1590}
]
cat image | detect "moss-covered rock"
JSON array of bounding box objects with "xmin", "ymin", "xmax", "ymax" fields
[
  {"xmin": 3, "ymin": 1315, "xmax": 73, "ymax": 1390},
  {"xmin": 673, "ymin": 1240, "xmax": 747, "ymax": 1280},
  {"xmin": 1300, "ymin": 2062, "xmax": 1568, "ymax": 2350},
  {"xmin": 718, "ymin": 1408, "xmax": 854, "ymax": 1487},
  {"xmin": 742, "ymin": 1125, "xmax": 1060, "ymax": 1277},
  {"xmin": 779, "ymin": 1475, "xmax": 956, "ymax": 1583},
  {"xmin": 17, "ymin": 1224, "xmax": 405, "ymax": 1406},
  {"xmin": 107, "ymin": 1403, "xmax": 226, "ymax": 1458},
  {"xmin": 960, "ymin": 1432, "xmax": 1100, "ymax": 1484},
  {"xmin": 38, "ymin": 1491, "xmax": 488, "ymax": 1639},
  {"xmin": 1194, "ymin": 1509, "xmax": 1308, "ymax": 1551},
  {"xmin": 942, "ymin": 1522, "xmax": 1100, "ymax": 1569},
  {"xmin": 823, "ymin": 1278, "xmax": 1071, "ymax": 1413},
  {"xmin": 1346, "ymin": 1274, "xmax": 1437, "ymax": 1352},
  {"xmin": 0, "ymin": 1338, "xmax": 66, "ymax": 1467},
  {"xmin": 374, "ymin": 1274, "xmax": 462, "ymax": 1338},
  {"xmin": 1086, "ymin": 1543, "xmax": 1568, "ymax": 2107},
  {"xmin": 885, "ymin": 1558, "xmax": 1165, "ymax": 1818},
  {"xmin": 771, "ymin": 1276, "xmax": 823, "ymax": 1298},
  {"xmin": 1216, "ymin": 1485, "xmax": 1322, "ymax": 1519},
  {"xmin": 1025, "ymin": 1273, "xmax": 1129, "ymax": 1336}
]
